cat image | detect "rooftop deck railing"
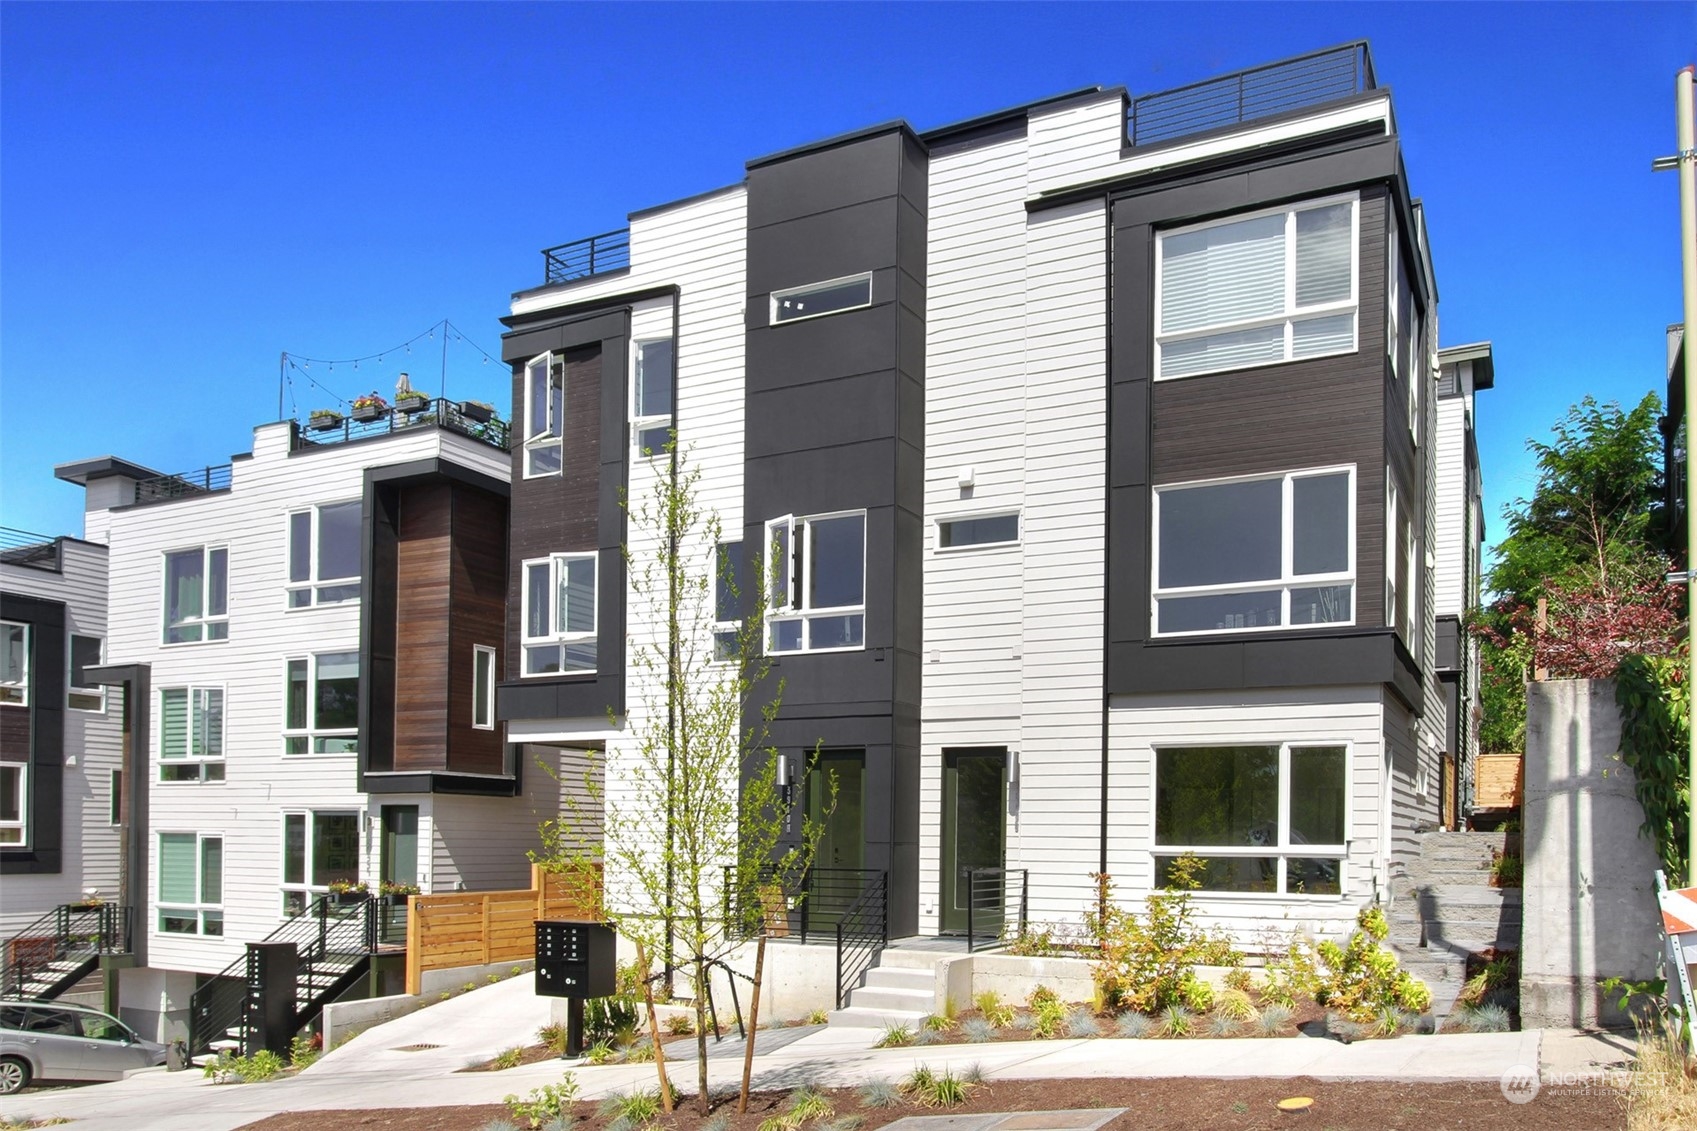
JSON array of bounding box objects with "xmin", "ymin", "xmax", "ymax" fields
[
  {"xmin": 1129, "ymin": 41, "xmax": 1377, "ymax": 148},
  {"xmin": 541, "ymin": 228, "xmax": 630, "ymax": 285},
  {"xmin": 0, "ymin": 527, "xmax": 60, "ymax": 570},
  {"xmin": 133, "ymin": 464, "xmax": 233, "ymax": 505},
  {"xmin": 294, "ymin": 395, "xmax": 509, "ymax": 453}
]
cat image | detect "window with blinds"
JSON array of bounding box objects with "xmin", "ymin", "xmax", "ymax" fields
[
  {"xmin": 159, "ymin": 686, "xmax": 225, "ymax": 782},
  {"xmin": 1156, "ymin": 194, "xmax": 1359, "ymax": 380},
  {"xmin": 158, "ymin": 832, "xmax": 222, "ymax": 935}
]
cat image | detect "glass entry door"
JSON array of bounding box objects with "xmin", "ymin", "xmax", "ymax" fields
[
  {"xmin": 806, "ymin": 750, "xmax": 866, "ymax": 927},
  {"xmin": 380, "ymin": 805, "xmax": 419, "ymax": 888},
  {"xmin": 940, "ymin": 749, "xmax": 1007, "ymax": 935}
]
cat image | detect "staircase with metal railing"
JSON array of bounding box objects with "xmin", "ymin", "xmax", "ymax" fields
[
  {"xmin": 188, "ymin": 893, "xmax": 379, "ymax": 1057},
  {"xmin": 1, "ymin": 903, "xmax": 131, "ymax": 1002}
]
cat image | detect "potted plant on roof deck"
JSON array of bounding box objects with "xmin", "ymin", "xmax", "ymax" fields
[
  {"xmin": 308, "ymin": 408, "xmax": 343, "ymax": 432},
  {"xmin": 459, "ymin": 399, "xmax": 495, "ymax": 423},
  {"xmin": 350, "ymin": 393, "xmax": 389, "ymax": 423},
  {"xmin": 396, "ymin": 389, "xmax": 430, "ymax": 414}
]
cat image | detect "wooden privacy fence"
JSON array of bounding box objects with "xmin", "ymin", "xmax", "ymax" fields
[
  {"xmin": 405, "ymin": 864, "xmax": 602, "ymax": 995},
  {"xmin": 1475, "ymin": 753, "xmax": 1525, "ymax": 811}
]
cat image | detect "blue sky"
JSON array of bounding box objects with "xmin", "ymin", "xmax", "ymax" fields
[{"xmin": 3, "ymin": 2, "xmax": 1692, "ymax": 559}]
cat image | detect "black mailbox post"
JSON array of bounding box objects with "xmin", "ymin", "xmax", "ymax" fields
[{"xmin": 535, "ymin": 920, "xmax": 617, "ymax": 1056}]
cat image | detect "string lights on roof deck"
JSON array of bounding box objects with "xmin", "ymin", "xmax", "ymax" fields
[{"xmin": 276, "ymin": 318, "xmax": 504, "ymax": 420}]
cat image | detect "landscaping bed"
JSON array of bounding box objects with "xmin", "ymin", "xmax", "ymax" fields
[{"xmin": 235, "ymin": 1076, "xmax": 1623, "ymax": 1131}]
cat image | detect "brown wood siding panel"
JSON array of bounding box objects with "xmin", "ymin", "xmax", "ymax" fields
[
  {"xmin": 506, "ymin": 345, "xmax": 602, "ymax": 675},
  {"xmin": 394, "ymin": 483, "xmax": 452, "ymax": 771},
  {"xmin": 448, "ymin": 483, "xmax": 508, "ymax": 775},
  {"xmin": 1149, "ymin": 189, "xmax": 1390, "ymax": 629},
  {"xmin": 0, "ymin": 706, "xmax": 28, "ymax": 761}
]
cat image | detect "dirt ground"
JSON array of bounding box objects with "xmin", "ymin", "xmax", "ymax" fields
[{"xmin": 237, "ymin": 1075, "xmax": 1624, "ymax": 1131}]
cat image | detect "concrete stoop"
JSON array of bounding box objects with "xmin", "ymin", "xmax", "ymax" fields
[
  {"xmin": 828, "ymin": 948, "xmax": 943, "ymax": 1030},
  {"xmin": 1389, "ymin": 831, "xmax": 1521, "ymax": 1022}
]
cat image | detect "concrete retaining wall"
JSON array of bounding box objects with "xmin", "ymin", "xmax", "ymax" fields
[
  {"xmin": 1522, "ymin": 678, "xmax": 1663, "ymax": 1028},
  {"xmin": 322, "ymin": 959, "xmax": 534, "ymax": 1050}
]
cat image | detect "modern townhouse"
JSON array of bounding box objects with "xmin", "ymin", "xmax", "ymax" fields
[
  {"xmin": 46, "ymin": 402, "xmax": 563, "ymax": 1043},
  {"xmin": 0, "ymin": 526, "xmax": 126, "ymax": 1009},
  {"xmin": 497, "ymin": 40, "xmax": 1470, "ymax": 997}
]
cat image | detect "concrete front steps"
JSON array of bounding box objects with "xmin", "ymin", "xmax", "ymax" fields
[
  {"xmin": 828, "ymin": 948, "xmax": 943, "ymax": 1029},
  {"xmin": 1389, "ymin": 831, "xmax": 1521, "ymax": 1022}
]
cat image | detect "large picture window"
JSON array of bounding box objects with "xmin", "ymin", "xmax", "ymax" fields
[
  {"xmin": 163, "ymin": 546, "xmax": 228, "ymax": 643},
  {"xmin": 159, "ymin": 686, "xmax": 225, "ymax": 782},
  {"xmin": 522, "ymin": 554, "xmax": 597, "ymax": 676},
  {"xmin": 766, "ymin": 512, "xmax": 866, "ymax": 654},
  {"xmin": 0, "ymin": 622, "xmax": 27, "ymax": 706},
  {"xmin": 523, "ymin": 352, "xmax": 565, "ymax": 477},
  {"xmin": 0, "ymin": 764, "xmax": 24, "ymax": 846},
  {"xmin": 159, "ymin": 832, "xmax": 223, "ymax": 935},
  {"xmin": 287, "ymin": 501, "xmax": 363, "ymax": 607},
  {"xmin": 284, "ymin": 653, "xmax": 360, "ymax": 754},
  {"xmin": 1152, "ymin": 467, "xmax": 1354, "ymax": 636},
  {"xmin": 68, "ymin": 633, "xmax": 104, "ymax": 712},
  {"xmin": 1155, "ymin": 194, "xmax": 1358, "ymax": 380},
  {"xmin": 632, "ymin": 338, "xmax": 675, "ymax": 457},
  {"xmin": 1154, "ymin": 743, "xmax": 1347, "ymax": 895},
  {"xmin": 281, "ymin": 811, "xmax": 360, "ymax": 916}
]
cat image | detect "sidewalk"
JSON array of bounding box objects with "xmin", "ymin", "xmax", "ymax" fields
[{"xmin": 0, "ymin": 980, "xmax": 1584, "ymax": 1131}]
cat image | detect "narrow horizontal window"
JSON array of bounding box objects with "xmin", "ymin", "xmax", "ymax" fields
[
  {"xmin": 938, "ymin": 513, "xmax": 1020, "ymax": 549},
  {"xmin": 770, "ymin": 273, "xmax": 872, "ymax": 324}
]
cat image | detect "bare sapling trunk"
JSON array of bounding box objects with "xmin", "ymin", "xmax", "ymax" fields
[
  {"xmin": 738, "ymin": 933, "xmax": 766, "ymax": 1112},
  {"xmin": 636, "ymin": 940, "xmax": 675, "ymax": 1113}
]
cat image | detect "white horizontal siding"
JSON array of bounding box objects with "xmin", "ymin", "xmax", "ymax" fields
[{"xmin": 1432, "ymin": 397, "xmax": 1468, "ymax": 617}]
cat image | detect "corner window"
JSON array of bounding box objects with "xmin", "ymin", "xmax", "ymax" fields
[
  {"xmin": 766, "ymin": 512, "xmax": 866, "ymax": 654},
  {"xmin": 159, "ymin": 687, "xmax": 225, "ymax": 783},
  {"xmin": 523, "ymin": 352, "xmax": 565, "ymax": 477},
  {"xmin": 0, "ymin": 622, "xmax": 27, "ymax": 706},
  {"xmin": 281, "ymin": 811, "xmax": 359, "ymax": 916},
  {"xmin": 1154, "ymin": 744, "xmax": 1347, "ymax": 895},
  {"xmin": 163, "ymin": 546, "xmax": 228, "ymax": 644},
  {"xmin": 1155, "ymin": 195, "xmax": 1358, "ymax": 380},
  {"xmin": 287, "ymin": 501, "xmax": 363, "ymax": 607},
  {"xmin": 472, "ymin": 645, "xmax": 496, "ymax": 729},
  {"xmin": 632, "ymin": 338, "xmax": 675, "ymax": 457},
  {"xmin": 1152, "ymin": 467, "xmax": 1354, "ymax": 636},
  {"xmin": 284, "ymin": 653, "xmax": 360, "ymax": 754},
  {"xmin": 714, "ymin": 541, "xmax": 745, "ymax": 661},
  {"xmin": 1385, "ymin": 471, "xmax": 1399, "ymax": 631},
  {"xmin": 0, "ymin": 764, "xmax": 24, "ymax": 845},
  {"xmin": 522, "ymin": 554, "xmax": 597, "ymax": 676},
  {"xmin": 937, "ymin": 513, "xmax": 1020, "ymax": 550},
  {"xmin": 158, "ymin": 832, "xmax": 222, "ymax": 935},
  {"xmin": 770, "ymin": 273, "xmax": 873, "ymax": 325},
  {"xmin": 68, "ymin": 633, "xmax": 104, "ymax": 712}
]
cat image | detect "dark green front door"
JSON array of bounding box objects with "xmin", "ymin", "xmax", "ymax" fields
[
  {"xmin": 807, "ymin": 751, "xmax": 866, "ymax": 925},
  {"xmin": 940, "ymin": 749, "xmax": 1007, "ymax": 934}
]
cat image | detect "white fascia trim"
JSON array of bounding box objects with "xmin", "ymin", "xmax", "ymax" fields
[{"xmin": 506, "ymin": 719, "xmax": 625, "ymax": 744}]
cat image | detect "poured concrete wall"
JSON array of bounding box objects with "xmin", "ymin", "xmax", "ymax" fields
[{"xmin": 1522, "ymin": 678, "xmax": 1663, "ymax": 1028}]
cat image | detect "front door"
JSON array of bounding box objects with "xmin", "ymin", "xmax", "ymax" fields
[
  {"xmin": 806, "ymin": 751, "xmax": 865, "ymax": 925},
  {"xmin": 940, "ymin": 749, "xmax": 1007, "ymax": 935}
]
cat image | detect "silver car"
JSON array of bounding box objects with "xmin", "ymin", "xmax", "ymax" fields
[{"xmin": 0, "ymin": 1000, "xmax": 167, "ymax": 1092}]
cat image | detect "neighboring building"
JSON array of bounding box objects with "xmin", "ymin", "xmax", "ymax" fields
[
  {"xmin": 1434, "ymin": 342, "xmax": 1494, "ymax": 824},
  {"xmin": 498, "ymin": 41, "xmax": 1463, "ymax": 950},
  {"xmin": 1663, "ymin": 323, "xmax": 1687, "ymax": 556},
  {"xmin": 50, "ymin": 403, "xmax": 552, "ymax": 1042},
  {"xmin": 0, "ymin": 529, "xmax": 125, "ymax": 955}
]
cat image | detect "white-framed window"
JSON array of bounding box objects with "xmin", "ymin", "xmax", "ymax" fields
[
  {"xmin": 159, "ymin": 686, "xmax": 225, "ymax": 783},
  {"xmin": 0, "ymin": 763, "xmax": 25, "ymax": 846},
  {"xmin": 632, "ymin": 337, "xmax": 675, "ymax": 458},
  {"xmin": 766, "ymin": 511, "xmax": 866, "ymax": 654},
  {"xmin": 472, "ymin": 645, "xmax": 496, "ymax": 730},
  {"xmin": 523, "ymin": 351, "xmax": 565, "ymax": 478},
  {"xmin": 1152, "ymin": 467, "xmax": 1354, "ymax": 636},
  {"xmin": 284, "ymin": 652, "xmax": 360, "ymax": 754},
  {"xmin": 1406, "ymin": 513, "xmax": 1418, "ymax": 649},
  {"xmin": 522, "ymin": 554, "xmax": 597, "ymax": 676},
  {"xmin": 1155, "ymin": 193, "xmax": 1359, "ymax": 380},
  {"xmin": 1385, "ymin": 471, "xmax": 1399, "ymax": 631},
  {"xmin": 109, "ymin": 769, "xmax": 122, "ymax": 827},
  {"xmin": 287, "ymin": 501, "xmax": 363, "ymax": 607},
  {"xmin": 937, "ymin": 512, "xmax": 1020, "ymax": 551},
  {"xmin": 281, "ymin": 811, "xmax": 360, "ymax": 916},
  {"xmin": 1387, "ymin": 216, "xmax": 1401, "ymax": 382},
  {"xmin": 770, "ymin": 273, "xmax": 873, "ymax": 325},
  {"xmin": 1154, "ymin": 742, "xmax": 1348, "ymax": 896},
  {"xmin": 713, "ymin": 541, "xmax": 745, "ymax": 662},
  {"xmin": 68, "ymin": 633, "xmax": 104, "ymax": 712},
  {"xmin": 0, "ymin": 621, "xmax": 27, "ymax": 706},
  {"xmin": 163, "ymin": 546, "xmax": 228, "ymax": 644},
  {"xmin": 158, "ymin": 831, "xmax": 222, "ymax": 935}
]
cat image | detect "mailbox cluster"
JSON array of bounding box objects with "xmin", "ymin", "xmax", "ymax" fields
[{"xmin": 535, "ymin": 920, "xmax": 617, "ymax": 1000}]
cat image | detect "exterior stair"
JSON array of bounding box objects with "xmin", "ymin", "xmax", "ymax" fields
[
  {"xmin": 1388, "ymin": 830, "xmax": 1521, "ymax": 1023},
  {"xmin": 828, "ymin": 948, "xmax": 941, "ymax": 1029},
  {"xmin": 1, "ymin": 903, "xmax": 130, "ymax": 1004}
]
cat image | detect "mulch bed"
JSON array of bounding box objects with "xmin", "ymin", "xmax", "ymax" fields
[
  {"xmin": 905, "ymin": 1000, "xmax": 1330, "ymax": 1044},
  {"xmin": 237, "ymin": 1076, "xmax": 1623, "ymax": 1131}
]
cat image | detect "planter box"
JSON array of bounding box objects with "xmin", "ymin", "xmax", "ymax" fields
[
  {"xmin": 308, "ymin": 414, "xmax": 343, "ymax": 432},
  {"xmin": 330, "ymin": 890, "xmax": 369, "ymax": 907},
  {"xmin": 396, "ymin": 394, "xmax": 430, "ymax": 414},
  {"xmin": 351, "ymin": 405, "xmax": 386, "ymax": 423},
  {"xmin": 459, "ymin": 401, "xmax": 494, "ymax": 423}
]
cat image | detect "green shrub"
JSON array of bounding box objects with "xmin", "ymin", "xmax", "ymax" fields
[
  {"xmin": 584, "ymin": 1038, "xmax": 617, "ymax": 1064},
  {"xmin": 1115, "ymin": 1011, "xmax": 1152, "ymax": 1038},
  {"xmin": 596, "ymin": 1087, "xmax": 661, "ymax": 1128},
  {"xmin": 921, "ymin": 1013, "xmax": 953, "ymax": 1032},
  {"xmin": 961, "ymin": 1017, "xmax": 996, "ymax": 1042},
  {"xmin": 857, "ymin": 1080, "xmax": 904, "ymax": 1109},
  {"xmin": 1255, "ymin": 1003, "xmax": 1294, "ymax": 1037},
  {"xmin": 202, "ymin": 1048, "xmax": 286, "ymax": 1084},
  {"xmin": 875, "ymin": 1023, "xmax": 914, "ymax": 1048},
  {"xmin": 903, "ymin": 1065, "xmax": 973, "ymax": 1108},
  {"xmin": 664, "ymin": 1013, "xmax": 694, "ymax": 1035},
  {"xmin": 1157, "ymin": 1004, "xmax": 1194, "ymax": 1038},
  {"xmin": 1222, "ymin": 967, "xmax": 1254, "ymax": 994},
  {"xmin": 911, "ymin": 1026, "xmax": 942, "ymax": 1045},
  {"xmin": 584, "ymin": 983, "xmax": 641, "ymax": 1046},
  {"xmin": 539, "ymin": 1023, "xmax": 569, "ymax": 1056},
  {"xmin": 758, "ymin": 1087, "xmax": 834, "ymax": 1131},
  {"xmin": 1026, "ymin": 985, "xmax": 1059, "ymax": 1008},
  {"xmin": 1065, "ymin": 1008, "xmax": 1101, "ymax": 1038},
  {"xmin": 1312, "ymin": 908, "xmax": 1432, "ymax": 1023},
  {"xmin": 1029, "ymin": 996, "xmax": 1067, "ymax": 1039},
  {"xmin": 1214, "ymin": 988, "xmax": 1257, "ymax": 1022},
  {"xmin": 973, "ymin": 990, "xmax": 1014, "ymax": 1028},
  {"xmin": 504, "ymin": 1075, "xmax": 580, "ymax": 1129},
  {"xmin": 288, "ymin": 1032, "xmax": 322, "ymax": 1069},
  {"xmin": 1181, "ymin": 979, "xmax": 1213, "ymax": 1014},
  {"xmin": 1206, "ymin": 1012, "xmax": 1241, "ymax": 1038},
  {"xmin": 806, "ymin": 1007, "xmax": 830, "ymax": 1026},
  {"xmin": 492, "ymin": 1046, "xmax": 524, "ymax": 1070},
  {"xmin": 1087, "ymin": 859, "xmax": 1242, "ymax": 1014}
]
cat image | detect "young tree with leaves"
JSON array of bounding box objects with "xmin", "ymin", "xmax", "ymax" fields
[{"xmin": 532, "ymin": 443, "xmax": 830, "ymax": 1113}]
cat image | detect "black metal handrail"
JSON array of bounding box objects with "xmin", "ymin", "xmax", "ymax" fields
[
  {"xmin": 542, "ymin": 228, "xmax": 631, "ymax": 285},
  {"xmin": 294, "ymin": 396, "xmax": 510, "ymax": 454},
  {"xmin": 133, "ymin": 465, "xmax": 233, "ymax": 505},
  {"xmin": 1129, "ymin": 41, "xmax": 1376, "ymax": 148},
  {"xmin": 963, "ymin": 867, "xmax": 1029, "ymax": 954},
  {"xmin": 1, "ymin": 902, "xmax": 130, "ymax": 999},
  {"xmin": 188, "ymin": 892, "xmax": 377, "ymax": 1056},
  {"xmin": 834, "ymin": 872, "xmax": 888, "ymax": 1009},
  {"xmin": 724, "ymin": 866, "xmax": 886, "ymax": 945}
]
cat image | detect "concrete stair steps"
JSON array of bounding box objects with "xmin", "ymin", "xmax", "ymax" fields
[
  {"xmin": 827, "ymin": 1005, "xmax": 931, "ymax": 1030},
  {"xmin": 1417, "ymin": 835, "xmax": 1510, "ymax": 862},
  {"xmin": 846, "ymin": 985, "xmax": 937, "ymax": 1014},
  {"xmin": 861, "ymin": 967, "xmax": 935, "ymax": 992},
  {"xmin": 871, "ymin": 949, "xmax": 951, "ymax": 971}
]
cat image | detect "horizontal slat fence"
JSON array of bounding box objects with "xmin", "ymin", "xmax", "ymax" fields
[
  {"xmin": 1475, "ymin": 754, "xmax": 1524, "ymax": 811},
  {"xmin": 405, "ymin": 864, "xmax": 602, "ymax": 994}
]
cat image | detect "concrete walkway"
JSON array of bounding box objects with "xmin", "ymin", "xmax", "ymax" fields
[{"xmin": 0, "ymin": 980, "xmax": 1601, "ymax": 1131}]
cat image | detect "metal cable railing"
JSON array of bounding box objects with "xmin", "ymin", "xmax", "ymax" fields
[
  {"xmin": 542, "ymin": 228, "xmax": 630, "ymax": 285},
  {"xmin": 1, "ymin": 903, "xmax": 129, "ymax": 999},
  {"xmin": 294, "ymin": 396, "xmax": 509, "ymax": 453},
  {"xmin": 725, "ymin": 866, "xmax": 886, "ymax": 945},
  {"xmin": 963, "ymin": 867, "xmax": 1029, "ymax": 953},
  {"xmin": 132, "ymin": 465, "xmax": 232, "ymax": 505},
  {"xmin": 1129, "ymin": 42, "xmax": 1376, "ymax": 147}
]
